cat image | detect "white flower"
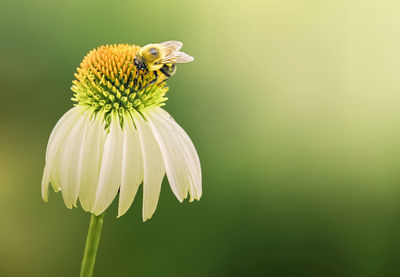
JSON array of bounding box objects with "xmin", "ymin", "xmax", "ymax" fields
[{"xmin": 41, "ymin": 43, "xmax": 201, "ymax": 221}]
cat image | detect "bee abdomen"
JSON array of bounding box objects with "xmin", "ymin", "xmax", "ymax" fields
[{"xmin": 160, "ymin": 64, "xmax": 177, "ymax": 78}]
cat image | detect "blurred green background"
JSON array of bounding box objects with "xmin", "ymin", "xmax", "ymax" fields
[{"xmin": 1, "ymin": 0, "xmax": 400, "ymax": 276}]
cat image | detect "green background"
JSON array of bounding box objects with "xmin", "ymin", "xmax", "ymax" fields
[{"xmin": 2, "ymin": 0, "xmax": 400, "ymax": 276}]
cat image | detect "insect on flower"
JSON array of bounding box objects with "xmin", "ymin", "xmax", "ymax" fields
[
  {"xmin": 41, "ymin": 40, "xmax": 201, "ymax": 221},
  {"xmin": 134, "ymin": 40, "xmax": 194, "ymax": 73}
]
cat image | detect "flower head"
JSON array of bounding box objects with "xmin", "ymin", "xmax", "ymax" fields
[{"xmin": 41, "ymin": 42, "xmax": 201, "ymax": 220}]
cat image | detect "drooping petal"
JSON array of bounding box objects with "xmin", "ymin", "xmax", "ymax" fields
[
  {"xmin": 146, "ymin": 108, "xmax": 201, "ymax": 202},
  {"xmin": 146, "ymin": 107, "xmax": 202, "ymax": 202},
  {"xmin": 59, "ymin": 110, "xmax": 91, "ymax": 208},
  {"xmin": 145, "ymin": 110, "xmax": 188, "ymax": 201},
  {"xmin": 79, "ymin": 111, "xmax": 107, "ymax": 211},
  {"xmin": 41, "ymin": 107, "xmax": 84, "ymax": 201},
  {"xmin": 117, "ymin": 112, "xmax": 143, "ymax": 217},
  {"xmin": 92, "ymin": 111, "xmax": 124, "ymax": 215},
  {"xmin": 134, "ymin": 111, "xmax": 165, "ymax": 221}
]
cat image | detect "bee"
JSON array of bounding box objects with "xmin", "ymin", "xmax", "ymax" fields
[{"xmin": 134, "ymin": 40, "xmax": 194, "ymax": 79}]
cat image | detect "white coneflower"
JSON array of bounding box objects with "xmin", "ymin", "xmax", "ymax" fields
[{"xmin": 41, "ymin": 42, "xmax": 201, "ymax": 277}]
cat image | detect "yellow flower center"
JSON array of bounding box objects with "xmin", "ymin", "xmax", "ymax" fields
[{"xmin": 71, "ymin": 44, "xmax": 169, "ymax": 113}]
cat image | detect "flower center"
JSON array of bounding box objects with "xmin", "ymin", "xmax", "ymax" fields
[{"xmin": 71, "ymin": 44, "xmax": 169, "ymax": 113}]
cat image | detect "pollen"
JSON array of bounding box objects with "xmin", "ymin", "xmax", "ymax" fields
[{"xmin": 71, "ymin": 44, "xmax": 169, "ymax": 114}]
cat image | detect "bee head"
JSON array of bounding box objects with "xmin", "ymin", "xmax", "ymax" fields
[
  {"xmin": 133, "ymin": 54, "xmax": 147, "ymax": 71},
  {"xmin": 137, "ymin": 44, "xmax": 164, "ymax": 71},
  {"xmin": 135, "ymin": 41, "xmax": 194, "ymax": 72}
]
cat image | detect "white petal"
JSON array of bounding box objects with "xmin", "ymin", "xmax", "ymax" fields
[
  {"xmin": 59, "ymin": 111, "xmax": 90, "ymax": 208},
  {"xmin": 79, "ymin": 111, "xmax": 107, "ymax": 211},
  {"xmin": 145, "ymin": 111, "xmax": 188, "ymax": 201},
  {"xmin": 134, "ymin": 111, "xmax": 165, "ymax": 221},
  {"xmin": 41, "ymin": 107, "xmax": 84, "ymax": 201},
  {"xmin": 92, "ymin": 111, "xmax": 124, "ymax": 215},
  {"xmin": 117, "ymin": 112, "xmax": 143, "ymax": 217},
  {"xmin": 44, "ymin": 107, "xmax": 82, "ymax": 163},
  {"xmin": 150, "ymin": 107, "xmax": 202, "ymax": 201}
]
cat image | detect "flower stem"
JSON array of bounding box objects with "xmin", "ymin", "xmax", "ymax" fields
[{"xmin": 80, "ymin": 213, "xmax": 105, "ymax": 277}]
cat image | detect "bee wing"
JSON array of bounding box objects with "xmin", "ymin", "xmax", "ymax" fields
[
  {"xmin": 161, "ymin": 51, "xmax": 194, "ymax": 64},
  {"xmin": 159, "ymin": 40, "xmax": 183, "ymax": 51}
]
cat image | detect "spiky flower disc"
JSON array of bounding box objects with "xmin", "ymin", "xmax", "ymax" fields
[
  {"xmin": 41, "ymin": 42, "xmax": 201, "ymax": 221},
  {"xmin": 72, "ymin": 44, "xmax": 169, "ymax": 114}
]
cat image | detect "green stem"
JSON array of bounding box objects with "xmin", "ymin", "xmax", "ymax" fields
[{"xmin": 80, "ymin": 213, "xmax": 105, "ymax": 277}]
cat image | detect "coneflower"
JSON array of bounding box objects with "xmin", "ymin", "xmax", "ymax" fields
[{"xmin": 41, "ymin": 41, "xmax": 201, "ymax": 277}]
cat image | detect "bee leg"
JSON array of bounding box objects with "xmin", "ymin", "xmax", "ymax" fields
[{"xmin": 149, "ymin": 70, "xmax": 158, "ymax": 85}]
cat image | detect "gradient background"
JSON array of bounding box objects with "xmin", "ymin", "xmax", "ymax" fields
[{"xmin": 1, "ymin": 0, "xmax": 400, "ymax": 276}]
